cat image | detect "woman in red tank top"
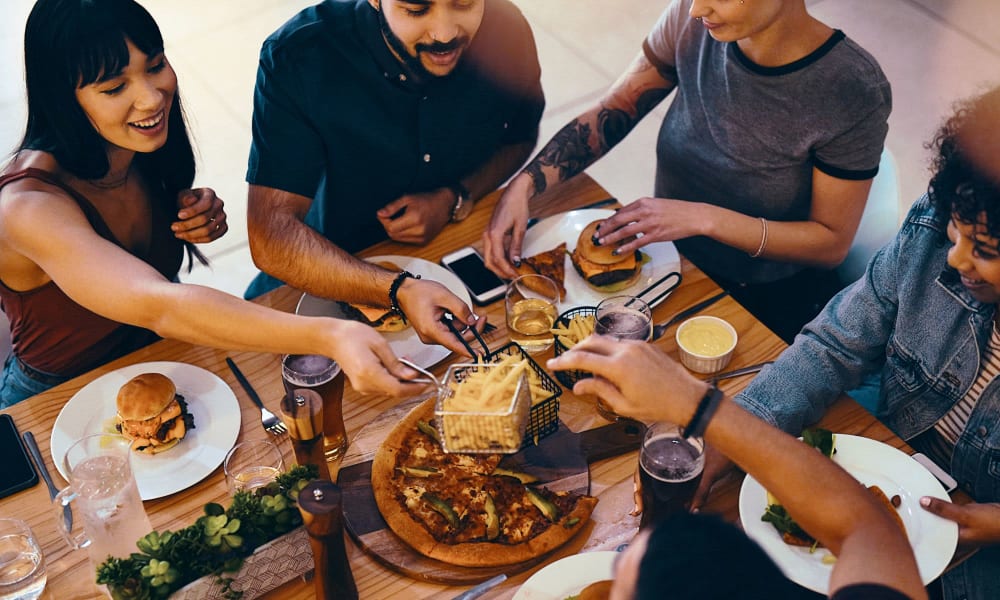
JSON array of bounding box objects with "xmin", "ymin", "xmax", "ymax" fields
[{"xmin": 0, "ymin": 0, "xmax": 427, "ymax": 407}]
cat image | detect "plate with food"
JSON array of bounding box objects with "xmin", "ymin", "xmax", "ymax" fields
[
  {"xmin": 520, "ymin": 209, "xmax": 681, "ymax": 309},
  {"xmin": 738, "ymin": 433, "xmax": 958, "ymax": 594},
  {"xmin": 295, "ymin": 255, "xmax": 472, "ymax": 370},
  {"xmin": 511, "ymin": 550, "xmax": 617, "ymax": 600},
  {"xmin": 50, "ymin": 362, "xmax": 241, "ymax": 500}
]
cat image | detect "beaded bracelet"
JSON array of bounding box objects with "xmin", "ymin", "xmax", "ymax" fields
[
  {"xmin": 388, "ymin": 270, "xmax": 420, "ymax": 320},
  {"xmin": 682, "ymin": 384, "xmax": 724, "ymax": 439}
]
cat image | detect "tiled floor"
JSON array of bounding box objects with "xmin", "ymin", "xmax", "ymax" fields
[{"xmin": 1, "ymin": 0, "xmax": 999, "ymax": 300}]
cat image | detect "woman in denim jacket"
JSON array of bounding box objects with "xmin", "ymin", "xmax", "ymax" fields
[{"xmin": 720, "ymin": 88, "xmax": 1000, "ymax": 600}]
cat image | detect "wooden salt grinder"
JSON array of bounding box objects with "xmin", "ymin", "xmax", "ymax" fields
[
  {"xmin": 280, "ymin": 389, "xmax": 331, "ymax": 480},
  {"xmin": 297, "ymin": 480, "xmax": 358, "ymax": 600}
]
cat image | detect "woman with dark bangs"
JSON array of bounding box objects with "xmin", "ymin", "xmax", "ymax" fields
[
  {"xmin": 0, "ymin": 0, "xmax": 426, "ymax": 407},
  {"xmin": 698, "ymin": 86, "xmax": 1000, "ymax": 600}
]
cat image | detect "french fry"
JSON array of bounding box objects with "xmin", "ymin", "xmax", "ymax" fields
[{"xmin": 553, "ymin": 314, "xmax": 595, "ymax": 349}]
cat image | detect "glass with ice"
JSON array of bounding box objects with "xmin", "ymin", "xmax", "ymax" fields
[{"xmin": 53, "ymin": 434, "xmax": 152, "ymax": 573}]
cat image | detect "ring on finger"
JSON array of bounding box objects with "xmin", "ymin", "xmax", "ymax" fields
[
  {"xmin": 635, "ymin": 232, "xmax": 645, "ymax": 239},
  {"xmin": 209, "ymin": 217, "xmax": 216, "ymax": 224}
]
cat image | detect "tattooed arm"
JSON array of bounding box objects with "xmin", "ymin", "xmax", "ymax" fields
[{"xmin": 483, "ymin": 52, "xmax": 674, "ymax": 276}]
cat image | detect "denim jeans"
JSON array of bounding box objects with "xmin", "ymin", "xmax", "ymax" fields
[{"xmin": 0, "ymin": 355, "xmax": 68, "ymax": 409}]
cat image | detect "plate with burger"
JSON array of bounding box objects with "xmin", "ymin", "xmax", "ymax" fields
[
  {"xmin": 520, "ymin": 209, "xmax": 681, "ymax": 309},
  {"xmin": 295, "ymin": 255, "xmax": 472, "ymax": 369},
  {"xmin": 738, "ymin": 434, "xmax": 958, "ymax": 594},
  {"xmin": 50, "ymin": 362, "xmax": 241, "ymax": 500}
]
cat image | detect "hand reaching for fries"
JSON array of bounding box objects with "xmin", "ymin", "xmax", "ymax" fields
[{"xmin": 551, "ymin": 313, "xmax": 596, "ymax": 349}]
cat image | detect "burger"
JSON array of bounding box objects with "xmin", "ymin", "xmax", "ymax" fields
[
  {"xmin": 336, "ymin": 261, "xmax": 411, "ymax": 333},
  {"xmin": 115, "ymin": 373, "xmax": 195, "ymax": 454},
  {"xmin": 570, "ymin": 220, "xmax": 642, "ymax": 292}
]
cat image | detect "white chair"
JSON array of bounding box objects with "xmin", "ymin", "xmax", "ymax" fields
[{"xmin": 836, "ymin": 148, "xmax": 901, "ymax": 286}]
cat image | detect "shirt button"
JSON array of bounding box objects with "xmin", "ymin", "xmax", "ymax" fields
[
  {"xmin": 399, "ymin": 73, "xmax": 407, "ymax": 82},
  {"xmin": 423, "ymin": 153, "xmax": 431, "ymax": 163},
  {"xmin": 503, "ymin": 122, "xmax": 509, "ymax": 129},
  {"xmin": 383, "ymin": 72, "xmax": 389, "ymax": 78},
  {"xmin": 977, "ymin": 425, "xmax": 988, "ymax": 437}
]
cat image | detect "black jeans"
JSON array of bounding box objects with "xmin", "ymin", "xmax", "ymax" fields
[{"xmin": 706, "ymin": 267, "xmax": 845, "ymax": 344}]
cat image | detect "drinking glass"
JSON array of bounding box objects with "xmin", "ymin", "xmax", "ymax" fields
[
  {"xmin": 223, "ymin": 439, "xmax": 285, "ymax": 494},
  {"xmin": 594, "ymin": 295, "xmax": 652, "ymax": 341},
  {"xmin": 505, "ymin": 274, "xmax": 560, "ymax": 354},
  {"xmin": 0, "ymin": 518, "xmax": 46, "ymax": 600},
  {"xmin": 593, "ymin": 295, "xmax": 652, "ymax": 419},
  {"xmin": 54, "ymin": 434, "xmax": 152, "ymax": 572},
  {"xmin": 282, "ymin": 354, "xmax": 347, "ymax": 462},
  {"xmin": 638, "ymin": 422, "xmax": 705, "ymax": 530}
]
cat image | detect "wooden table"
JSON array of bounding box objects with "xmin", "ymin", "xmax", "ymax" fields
[{"xmin": 0, "ymin": 173, "xmax": 927, "ymax": 599}]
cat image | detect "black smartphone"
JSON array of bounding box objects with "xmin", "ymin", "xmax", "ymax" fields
[
  {"xmin": 0, "ymin": 414, "xmax": 39, "ymax": 499},
  {"xmin": 441, "ymin": 246, "xmax": 507, "ymax": 305}
]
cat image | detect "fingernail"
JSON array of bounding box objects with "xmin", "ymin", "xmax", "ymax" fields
[
  {"xmin": 611, "ymin": 248, "xmax": 619, "ymax": 256},
  {"xmin": 629, "ymin": 506, "xmax": 639, "ymax": 517},
  {"xmin": 691, "ymin": 507, "xmax": 700, "ymax": 514},
  {"xmin": 513, "ymin": 258, "xmax": 521, "ymax": 267},
  {"xmin": 592, "ymin": 235, "xmax": 601, "ymax": 247},
  {"xmin": 920, "ymin": 496, "xmax": 931, "ymax": 507}
]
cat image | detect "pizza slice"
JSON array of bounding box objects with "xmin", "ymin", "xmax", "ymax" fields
[{"xmin": 516, "ymin": 242, "xmax": 568, "ymax": 301}]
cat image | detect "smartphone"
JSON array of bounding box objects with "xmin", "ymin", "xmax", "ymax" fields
[
  {"xmin": 441, "ymin": 247, "xmax": 507, "ymax": 305},
  {"xmin": 0, "ymin": 414, "xmax": 39, "ymax": 499},
  {"xmin": 911, "ymin": 452, "xmax": 958, "ymax": 494}
]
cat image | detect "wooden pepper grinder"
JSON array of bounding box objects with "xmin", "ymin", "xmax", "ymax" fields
[
  {"xmin": 297, "ymin": 480, "xmax": 358, "ymax": 600},
  {"xmin": 280, "ymin": 389, "xmax": 331, "ymax": 481}
]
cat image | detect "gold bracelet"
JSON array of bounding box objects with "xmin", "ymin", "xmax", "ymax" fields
[{"xmin": 749, "ymin": 217, "xmax": 768, "ymax": 258}]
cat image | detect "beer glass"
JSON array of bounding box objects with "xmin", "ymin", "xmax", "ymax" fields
[
  {"xmin": 54, "ymin": 434, "xmax": 152, "ymax": 572},
  {"xmin": 282, "ymin": 354, "xmax": 347, "ymax": 462},
  {"xmin": 0, "ymin": 518, "xmax": 46, "ymax": 600},
  {"xmin": 505, "ymin": 274, "xmax": 559, "ymax": 354},
  {"xmin": 638, "ymin": 422, "xmax": 705, "ymax": 530},
  {"xmin": 594, "ymin": 295, "xmax": 652, "ymax": 419},
  {"xmin": 594, "ymin": 295, "xmax": 652, "ymax": 341}
]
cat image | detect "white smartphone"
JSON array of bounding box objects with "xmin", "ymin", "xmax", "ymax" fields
[
  {"xmin": 441, "ymin": 246, "xmax": 507, "ymax": 305},
  {"xmin": 911, "ymin": 452, "xmax": 958, "ymax": 493}
]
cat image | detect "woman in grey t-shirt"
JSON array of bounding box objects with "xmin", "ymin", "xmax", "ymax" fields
[{"xmin": 484, "ymin": 0, "xmax": 890, "ymax": 342}]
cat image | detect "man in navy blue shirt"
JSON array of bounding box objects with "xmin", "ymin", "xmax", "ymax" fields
[{"xmin": 245, "ymin": 0, "xmax": 543, "ymax": 353}]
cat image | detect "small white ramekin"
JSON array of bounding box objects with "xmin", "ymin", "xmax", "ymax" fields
[{"xmin": 676, "ymin": 316, "xmax": 738, "ymax": 374}]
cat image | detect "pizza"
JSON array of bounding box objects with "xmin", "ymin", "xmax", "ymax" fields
[
  {"xmin": 517, "ymin": 243, "xmax": 568, "ymax": 301},
  {"xmin": 371, "ymin": 397, "xmax": 597, "ymax": 567}
]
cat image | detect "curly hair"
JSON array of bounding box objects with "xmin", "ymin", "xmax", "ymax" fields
[{"xmin": 927, "ymin": 88, "xmax": 1000, "ymax": 238}]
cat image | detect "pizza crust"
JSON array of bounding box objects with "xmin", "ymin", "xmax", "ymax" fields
[{"xmin": 371, "ymin": 397, "xmax": 597, "ymax": 567}]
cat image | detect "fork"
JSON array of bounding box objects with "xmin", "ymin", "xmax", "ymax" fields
[
  {"xmin": 226, "ymin": 357, "xmax": 287, "ymax": 436},
  {"xmin": 651, "ymin": 290, "xmax": 730, "ymax": 341}
]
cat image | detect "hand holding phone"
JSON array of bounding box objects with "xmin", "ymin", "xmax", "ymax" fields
[
  {"xmin": 0, "ymin": 414, "xmax": 39, "ymax": 499},
  {"xmin": 441, "ymin": 247, "xmax": 507, "ymax": 305}
]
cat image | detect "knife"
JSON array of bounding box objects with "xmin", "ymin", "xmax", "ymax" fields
[
  {"xmin": 225, "ymin": 357, "xmax": 266, "ymax": 408},
  {"xmin": 450, "ymin": 574, "xmax": 507, "ymax": 600},
  {"xmin": 22, "ymin": 431, "xmax": 72, "ymax": 532},
  {"xmin": 525, "ymin": 197, "xmax": 620, "ymax": 230}
]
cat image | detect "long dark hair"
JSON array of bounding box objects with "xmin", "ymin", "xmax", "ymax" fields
[
  {"xmin": 928, "ymin": 87, "xmax": 1000, "ymax": 238},
  {"xmin": 19, "ymin": 0, "xmax": 205, "ymax": 269}
]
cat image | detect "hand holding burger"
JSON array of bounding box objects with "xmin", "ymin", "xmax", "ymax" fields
[
  {"xmin": 571, "ymin": 220, "xmax": 642, "ymax": 292},
  {"xmin": 115, "ymin": 373, "xmax": 195, "ymax": 454}
]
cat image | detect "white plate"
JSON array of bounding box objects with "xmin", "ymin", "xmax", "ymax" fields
[
  {"xmin": 522, "ymin": 209, "xmax": 682, "ymax": 309},
  {"xmin": 739, "ymin": 434, "xmax": 958, "ymax": 594},
  {"xmin": 50, "ymin": 362, "xmax": 241, "ymax": 500},
  {"xmin": 295, "ymin": 255, "xmax": 472, "ymax": 370},
  {"xmin": 512, "ymin": 550, "xmax": 617, "ymax": 600}
]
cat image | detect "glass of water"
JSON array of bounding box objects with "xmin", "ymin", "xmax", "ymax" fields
[{"xmin": 0, "ymin": 518, "xmax": 46, "ymax": 600}]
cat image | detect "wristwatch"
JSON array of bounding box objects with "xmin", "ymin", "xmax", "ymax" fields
[{"xmin": 448, "ymin": 183, "xmax": 474, "ymax": 223}]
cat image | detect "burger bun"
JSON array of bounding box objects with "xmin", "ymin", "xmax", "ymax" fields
[{"xmin": 116, "ymin": 373, "xmax": 177, "ymax": 421}]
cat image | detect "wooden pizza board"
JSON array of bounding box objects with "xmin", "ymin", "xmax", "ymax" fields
[{"xmin": 337, "ymin": 394, "xmax": 643, "ymax": 584}]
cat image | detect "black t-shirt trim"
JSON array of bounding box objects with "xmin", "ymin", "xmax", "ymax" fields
[{"xmin": 730, "ymin": 30, "xmax": 846, "ymax": 76}]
